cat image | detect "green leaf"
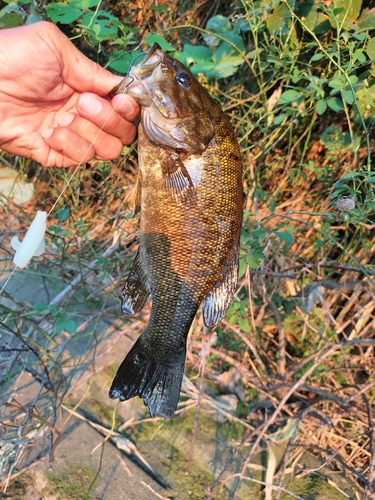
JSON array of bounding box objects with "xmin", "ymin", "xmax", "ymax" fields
[
  {"xmin": 252, "ymin": 229, "xmax": 267, "ymax": 238},
  {"xmin": 238, "ymin": 317, "xmax": 251, "ymax": 333},
  {"xmin": 0, "ymin": 2, "xmax": 26, "ymax": 15},
  {"xmin": 297, "ymin": 1, "xmax": 331, "ymax": 34},
  {"xmin": 266, "ymin": 3, "xmax": 291, "ymax": 34},
  {"xmin": 354, "ymin": 50, "xmax": 367, "ymax": 63},
  {"xmin": 56, "ymin": 208, "xmax": 69, "ymax": 222},
  {"xmin": 180, "ymin": 44, "xmax": 212, "ymax": 64},
  {"xmin": 310, "ymin": 53, "xmax": 324, "ymax": 62},
  {"xmin": 332, "ymin": 181, "xmax": 349, "ymax": 188},
  {"xmin": 341, "ymin": 88, "xmax": 354, "ymax": 104},
  {"xmin": 326, "ymin": 96, "xmax": 345, "ymax": 111},
  {"xmin": 145, "ymin": 33, "xmax": 174, "ymax": 51},
  {"xmin": 56, "ymin": 319, "xmax": 77, "ymax": 334},
  {"xmin": 189, "ymin": 61, "xmax": 216, "ymax": 76},
  {"xmin": 341, "ymin": 172, "xmax": 362, "ymax": 179},
  {"xmin": 333, "ymin": 0, "xmax": 362, "ymax": 23},
  {"xmin": 278, "ymin": 89, "xmax": 301, "ymax": 104},
  {"xmin": 204, "ymin": 15, "xmax": 232, "ymax": 47},
  {"xmin": 149, "ymin": 4, "xmax": 168, "ymax": 12},
  {"xmin": 45, "ymin": 2, "xmax": 82, "ymax": 23},
  {"xmin": 233, "ymin": 17, "xmax": 250, "ymax": 33},
  {"xmin": 238, "ymin": 258, "xmax": 247, "ymax": 278},
  {"xmin": 68, "ymin": 0, "xmax": 100, "ymax": 8},
  {"xmin": 92, "ymin": 23, "xmax": 100, "ymax": 36},
  {"xmin": 273, "ymin": 113, "xmax": 287, "ymax": 125},
  {"xmin": 274, "ymin": 231, "xmax": 294, "ymax": 244},
  {"xmin": 328, "ymin": 77, "xmax": 346, "ymax": 89},
  {"xmin": 315, "ymin": 99, "xmax": 327, "ymax": 115},
  {"xmin": 366, "ymin": 37, "xmax": 375, "ymax": 60},
  {"xmin": 246, "ymin": 253, "xmax": 262, "ymax": 269},
  {"xmin": 206, "ymin": 14, "xmax": 232, "ymax": 34},
  {"xmin": 0, "ymin": 3, "xmax": 26, "ymax": 27},
  {"xmin": 81, "ymin": 10, "xmax": 118, "ymax": 39},
  {"xmin": 26, "ymin": 13, "xmax": 44, "ymax": 24},
  {"xmin": 204, "ymin": 62, "xmax": 238, "ymax": 79},
  {"xmin": 353, "ymin": 32, "xmax": 366, "ymax": 40},
  {"xmin": 33, "ymin": 303, "xmax": 50, "ymax": 313},
  {"xmin": 330, "ymin": 190, "xmax": 343, "ymax": 199},
  {"xmin": 212, "ymin": 32, "xmax": 244, "ymax": 69},
  {"xmin": 0, "ymin": 11, "xmax": 24, "ymax": 27}
]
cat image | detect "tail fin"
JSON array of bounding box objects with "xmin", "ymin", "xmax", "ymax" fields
[{"xmin": 109, "ymin": 337, "xmax": 185, "ymax": 419}]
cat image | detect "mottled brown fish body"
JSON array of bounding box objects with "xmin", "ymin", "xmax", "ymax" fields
[{"xmin": 109, "ymin": 43, "xmax": 243, "ymax": 418}]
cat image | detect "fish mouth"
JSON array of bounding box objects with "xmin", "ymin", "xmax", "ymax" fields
[
  {"xmin": 110, "ymin": 43, "xmax": 164, "ymax": 103},
  {"xmin": 141, "ymin": 42, "xmax": 162, "ymax": 64},
  {"xmin": 131, "ymin": 44, "xmax": 163, "ymax": 81}
]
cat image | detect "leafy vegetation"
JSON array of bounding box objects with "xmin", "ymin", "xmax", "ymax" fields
[{"xmin": 1, "ymin": 0, "xmax": 375, "ymax": 498}]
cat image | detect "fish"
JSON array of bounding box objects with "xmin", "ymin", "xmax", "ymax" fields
[{"xmin": 109, "ymin": 42, "xmax": 243, "ymax": 419}]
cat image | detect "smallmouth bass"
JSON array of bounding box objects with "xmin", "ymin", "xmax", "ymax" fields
[{"xmin": 109, "ymin": 43, "xmax": 243, "ymax": 418}]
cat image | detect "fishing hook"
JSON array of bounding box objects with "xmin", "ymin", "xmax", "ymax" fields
[
  {"xmin": 119, "ymin": 51, "xmax": 163, "ymax": 92},
  {"xmin": 129, "ymin": 51, "xmax": 148, "ymax": 70}
]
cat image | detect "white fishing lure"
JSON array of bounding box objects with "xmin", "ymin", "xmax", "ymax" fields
[{"xmin": 10, "ymin": 211, "xmax": 47, "ymax": 269}]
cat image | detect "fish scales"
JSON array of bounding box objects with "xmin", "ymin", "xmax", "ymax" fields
[{"xmin": 109, "ymin": 43, "xmax": 243, "ymax": 418}]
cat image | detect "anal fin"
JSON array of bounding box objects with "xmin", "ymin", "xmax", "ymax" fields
[
  {"xmin": 202, "ymin": 246, "xmax": 239, "ymax": 328},
  {"xmin": 122, "ymin": 252, "xmax": 150, "ymax": 315}
]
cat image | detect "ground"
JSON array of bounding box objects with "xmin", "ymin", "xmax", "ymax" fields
[{"xmin": 0, "ymin": 261, "xmax": 360, "ymax": 499}]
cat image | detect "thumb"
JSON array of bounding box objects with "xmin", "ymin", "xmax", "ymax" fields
[{"xmin": 46, "ymin": 22, "xmax": 121, "ymax": 96}]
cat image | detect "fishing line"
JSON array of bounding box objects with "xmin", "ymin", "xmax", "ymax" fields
[{"xmin": 0, "ymin": 266, "xmax": 16, "ymax": 296}]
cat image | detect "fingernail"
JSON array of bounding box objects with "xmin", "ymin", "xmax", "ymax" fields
[
  {"xmin": 42, "ymin": 128, "xmax": 54, "ymax": 139},
  {"xmin": 79, "ymin": 94, "xmax": 102, "ymax": 115},
  {"xmin": 59, "ymin": 112, "xmax": 75, "ymax": 127},
  {"xmin": 112, "ymin": 94, "xmax": 136, "ymax": 115}
]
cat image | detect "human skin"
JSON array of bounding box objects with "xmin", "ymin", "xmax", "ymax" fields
[{"xmin": 0, "ymin": 21, "xmax": 139, "ymax": 167}]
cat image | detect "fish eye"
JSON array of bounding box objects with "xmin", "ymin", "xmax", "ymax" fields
[{"xmin": 175, "ymin": 71, "xmax": 191, "ymax": 89}]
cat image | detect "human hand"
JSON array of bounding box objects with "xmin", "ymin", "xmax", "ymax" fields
[{"xmin": 0, "ymin": 22, "xmax": 139, "ymax": 167}]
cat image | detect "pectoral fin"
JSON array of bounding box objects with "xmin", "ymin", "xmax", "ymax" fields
[
  {"xmin": 202, "ymin": 246, "xmax": 239, "ymax": 328},
  {"xmin": 161, "ymin": 151, "xmax": 196, "ymax": 205},
  {"xmin": 122, "ymin": 252, "xmax": 150, "ymax": 315}
]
